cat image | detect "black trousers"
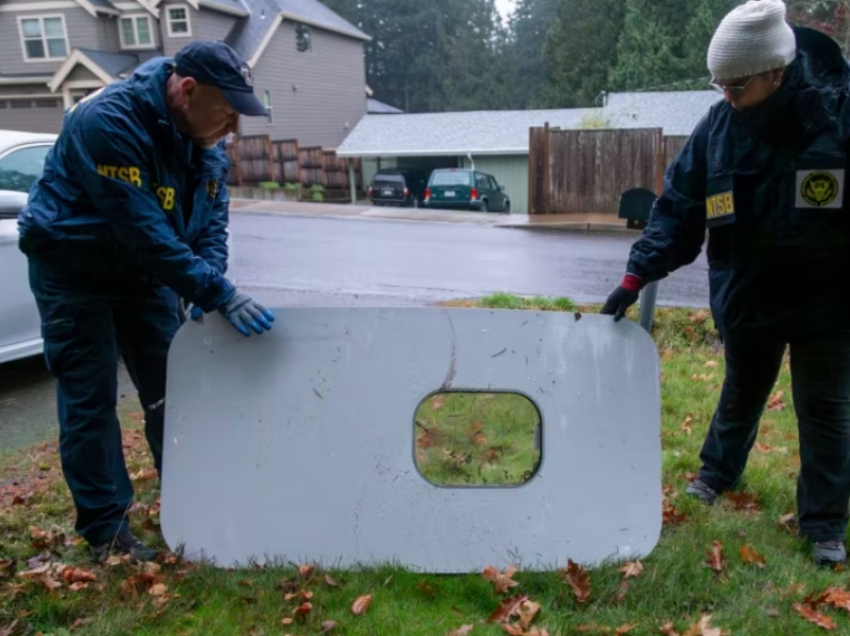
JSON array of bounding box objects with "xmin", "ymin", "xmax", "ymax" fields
[
  {"xmin": 29, "ymin": 256, "xmax": 181, "ymax": 545},
  {"xmin": 697, "ymin": 328, "xmax": 850, "ymax": 541}
]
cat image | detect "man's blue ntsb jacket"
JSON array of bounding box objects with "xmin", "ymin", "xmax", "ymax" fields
[
  {"xmin": 18, "ymin": 56, "xmax": 235, "ymax": 313},
  {"xmin": 626, "ymin": 27, "xmax": 850, "ymax": 339}
]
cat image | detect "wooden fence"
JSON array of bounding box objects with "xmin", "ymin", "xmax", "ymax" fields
[
  {"xmin": 224, "ymin": 134, "xmax": 362, "ymax": 192},
  {"xmin": 528, "ymin": 126, "xmax": 690, "ymax": 215}
]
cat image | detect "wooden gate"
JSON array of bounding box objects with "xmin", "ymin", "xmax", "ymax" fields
[{"xmin": 528, "ymin": 126, "xmax": 675, "ymax": 215}]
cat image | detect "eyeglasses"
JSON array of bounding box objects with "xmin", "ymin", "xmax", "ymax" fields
[{"xmin": 710, "ymin": 75, "xmax": 756, "ymax": 96}]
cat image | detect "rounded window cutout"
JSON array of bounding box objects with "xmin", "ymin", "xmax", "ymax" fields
[{"xmin": 414, "ymin": 391, "xmax": 542, "ymax": 487}]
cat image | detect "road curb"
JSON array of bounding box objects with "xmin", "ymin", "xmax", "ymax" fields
[
  {"xmin": 229, "ymin": 200, "xmax": 642, "ymax": 234},
  {"xmin": 497, "ymin": 223, "xmax": 639, "ymax": 234}
]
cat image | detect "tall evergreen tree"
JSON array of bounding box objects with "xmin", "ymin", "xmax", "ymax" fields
[
  {"xmin": 681, "ymin": 0, "xmax": 741, "ymax": 87},
  {"xmin": 502, "ymin": 0, "xmax": 561, "ymax": 108},
  {"xmin": 441, "ymin": 0, "xmax": 507, "ymax": 110},
  {"xmin": 537, "ymin": 0, "xmax": 626, "ymax": 108}
]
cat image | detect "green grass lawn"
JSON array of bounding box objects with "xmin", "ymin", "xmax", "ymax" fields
[{"xmin": 3, "ymin": 294, "xmax": 850, "ymax": 636}]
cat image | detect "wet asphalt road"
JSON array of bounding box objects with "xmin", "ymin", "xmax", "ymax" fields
[
  {"xmin": 229, "ymin": 213, "xmax": 709, "ymax": 308},
  {"xmin": 1, "ymin": 213, "xmax": 710, "ymax": 453}
]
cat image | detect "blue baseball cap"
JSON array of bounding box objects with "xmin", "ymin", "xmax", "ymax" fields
[{"xmin": 173, "ymin": 40, "xmax": 268, "ymax": 117}]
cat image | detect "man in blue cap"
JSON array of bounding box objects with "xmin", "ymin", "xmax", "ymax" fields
[{"xmin": 18, "ymin": 40, "xmax": 274, "ymax": 563}]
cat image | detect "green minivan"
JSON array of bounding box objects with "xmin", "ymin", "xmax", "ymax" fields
[{"xmin": 424, "ymin": 168, "xmax": 510, "ymax": 213}]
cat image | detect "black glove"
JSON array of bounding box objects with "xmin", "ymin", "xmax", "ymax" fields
[{"xmin": 600, "ymin": 274, "xmax": 643, "ymax": 322}]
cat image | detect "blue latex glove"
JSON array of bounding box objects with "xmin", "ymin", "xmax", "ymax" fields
[{"xmin": 219, "ymin": 291, "xmax": 275, "ymax": 336}]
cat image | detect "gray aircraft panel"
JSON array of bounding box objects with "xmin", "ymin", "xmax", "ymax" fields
[{"xmin": 161, "ymin": 308, "xmax": 661, "ymax": 573}]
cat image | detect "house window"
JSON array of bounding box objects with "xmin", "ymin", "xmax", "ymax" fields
[
  {"xmin": 295, "ymin": 24, "xmax": 312, "ymax": 53},
  {"xmin": 18, "ymin": 15, "xmax": 68, "ymax": 62},
  {"xmin": 119, "ymin": 15, "xmax": 154, "ymax": 49},
  {"xmin": 263, "ymin": 90, "xmax": 273, "ymax": 124},
  {"xmin": 166, "ymin": 5, "xmax": 192, "ymax": 38}
]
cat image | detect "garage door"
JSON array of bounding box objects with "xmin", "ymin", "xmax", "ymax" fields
[{"xmin": 0, "ymin": 98, "xmax": 64, "ymax": 134}]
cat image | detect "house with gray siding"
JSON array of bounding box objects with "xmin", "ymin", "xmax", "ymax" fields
[
  {"xmin": 337, "ymin": 92, "xmax": 720, "ymax": 215},
  {"xmin": 0, "ymin": 0, "xmax": 370, "ymax": 149}
]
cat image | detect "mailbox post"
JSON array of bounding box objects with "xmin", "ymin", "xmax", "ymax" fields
[{"xmin": 617, "ymin": 187, "xmax": 659, "ymax": 334}]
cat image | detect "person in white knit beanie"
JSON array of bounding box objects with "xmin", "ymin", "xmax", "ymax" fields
[
  {"xmin": 707, "ymin": 0, "xmax": 798, "ymax": 110},
  {"xmin": 603, "ymin": 0, "xmax": 850, "ymax": 569}
]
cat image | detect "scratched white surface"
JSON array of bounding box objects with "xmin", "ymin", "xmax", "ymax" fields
[{"xmin": 160, "ymin": 308, "xmax": 662, "ymax": 573}]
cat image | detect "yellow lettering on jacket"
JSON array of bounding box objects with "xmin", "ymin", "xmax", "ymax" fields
[
  {"xmin": 97, "ymin": 165, "xmax": 142, "ymax": 187},
  {"xmin": 705, "ymin": 191, "xmax": 735, "ymax": 220},
  {"xmin": 156, "ymin": 186, "xmax": 176, "ymax": 211}
]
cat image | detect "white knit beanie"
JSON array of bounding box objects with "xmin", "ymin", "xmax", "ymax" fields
[{"xmin": 707, "ymin": 0, "xmax": 797, "ymax": 81}]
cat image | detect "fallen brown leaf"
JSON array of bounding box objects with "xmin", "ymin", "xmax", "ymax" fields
[
  {"xmin": 615, "ymin": 579, "xmax": 630, "ymax": 604},
  {"xmin": 659, "ymin": 622, "xmax": 681, "ymax": 636},
  {"xmin": 618, "ymin": 561, "xmax": 644, "ymax": 579},
  {"xmin": 564, "ymin": 559, "xmax": 591, "ymax": 603},
  {"xmin": 517, "ymin": 599, "xmax": 541, "ymax": 629},
  {"xmin": 825, "ymin": 586, "xmax": 850, "ymax": 612},
  {"xmin": 767, "ymin": 390, "xmax": 786, "ymax": 411},
  {"xmin": 482, "ymin": 564, "xmax": 519, "ymax": 594},
  {"xmin": 682, "ymin": 417, "xmax": 693, "ymax": 435},
  {"xmin": 298, "ymin": 564, "xmax": 315, "ymax": 579},
  {"xmin": 663, "ymin": 503, "xmax": 687, "ymax": 526},
  {"xmin": 725, "ymin": 491, "xmax": 760, "ymax": 511},
  {"xmin": 321, "ymin": 621, "xmax": 340, "ymax": 633},
  {"xmin": 739, "ymin": 544, "xmax": 766, "ymax": 568},
  {"xmin": 148, "ymin": 583, "xmax": 168, "ymax": 596},
  {"xmin": 778, "ymin": 513, "xmax": 797, "ymax": 534},
  {"xmin": 0, "ymin": 620, "xmax": 18, "ymax": 636},
  {"xmin": 487, "ymin": 594, "xmax": 529, "ymax": 624},
  {"xmin": 63, "ymin": 567, "xmax": 97, "ymax": 584},
  {"xmin": 324, "ymin": 574, "xmax": 340, "ymax": 588},
  {"xmin": 293, "ymin": 602, "xmax": 312, "ymax": 619},
  {"xmin": 683, "ymin": 614, "xmax": 722, "ymax": 636},
  {"xmin": 705, "ymin": 541, "xmax": 726, "ymax": 574},
  {"xmin": 0, "ymin": 559, "xmax": 15, "ymax": 579},
  {"xmin": 68, "ymin": 581, "xmax": 89, "ymax": 592},
  {"xmin": 794, "ymin": 602, "xmax": 837, "ymax": 630},
  {"xmin": 130, "ymin": 467, "xmax": 158, "ymax": 482},
  {"xmin": 705, "ymin": 360, "xmax": 719, "ymax": 368},
  {"xmin": 69, "ymin": 617, "xmax": 90, "ymax": 631},
  {"xmin": 446, "ymin": 625, "xmax": 473, "ymax": 636},
  {"xmin": 351, "ymin": 593, "xmax": 372, "ymax": 615},
  {"xmin": 615, "ymin": 625, "xmax": 635, "ymax": 635}
]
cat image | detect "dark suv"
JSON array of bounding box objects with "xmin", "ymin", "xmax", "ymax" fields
[
  {"xmin": 367, "ymin": 169, "xmax": 428, "ymax": 207},
  {"xmin": 424, "ymin": 168, "xmax": 510, "ymax": 213}
]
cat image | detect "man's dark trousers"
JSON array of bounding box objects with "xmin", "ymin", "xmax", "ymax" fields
[
  {"xmin": 696, "ymin": 328, "xmax": 850, "ymax": 541},
  {"xmin": 28, "ymin": 256, "xmax": 181, "ymax": 546}
]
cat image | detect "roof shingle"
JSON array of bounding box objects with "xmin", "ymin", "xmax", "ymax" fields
[
  {"xmin": 603, "ymin": 91, "xmax": 722, "ymax": 136},
  {"xmin": 337, "ymin": 108, "xmax": 600, "ymax": 157},
  {"xmin": 227, "ymin": 0, "xmax": 369, "ymax": 61}
]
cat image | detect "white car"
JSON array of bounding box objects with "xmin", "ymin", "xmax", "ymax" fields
[
  {"xmin": 0, "ymin": 129, "xmax": 234, "ymax": 365},
  {"xmin": 0, "ymin": 129, "xmax": 59, "ymax": 364}
]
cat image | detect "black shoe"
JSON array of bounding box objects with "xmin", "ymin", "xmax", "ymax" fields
[
  {"xmin": 685, "ymin": 478, "xmax": 719, "ymax": 505},
  {"xmin": 89, "ymin": 531, "xmax": 158, "ymax": 563},
  {"xmin": 813, "ymin": 539, "xmax": 847, "ymax": 567}
]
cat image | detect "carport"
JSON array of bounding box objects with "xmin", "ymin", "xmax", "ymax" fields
[{"xmin": 335, "ymin": 108, "xmax": 597, "ymax": 214}]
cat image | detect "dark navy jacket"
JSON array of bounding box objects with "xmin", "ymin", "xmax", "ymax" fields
[
  {"xmin": 626, "ymin": 27, "xmax": 850, "ymax": 338},
  {"xmin": 18, "ymin": 56, "xmax": 235, "ymax": 313}
]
